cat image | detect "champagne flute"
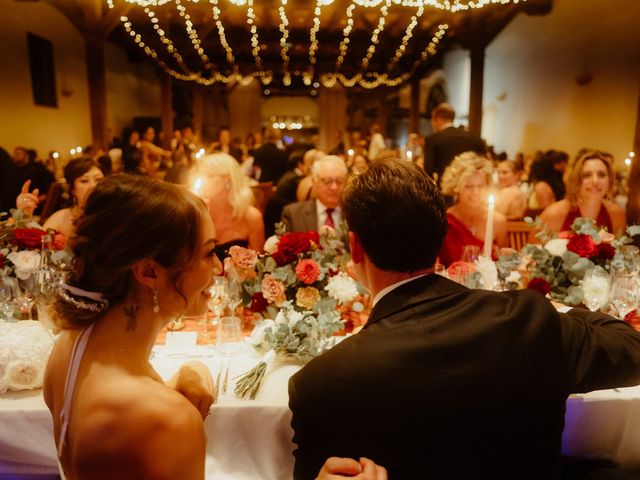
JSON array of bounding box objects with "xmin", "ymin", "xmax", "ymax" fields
[
  {"xmin": 206, "ymin": 276, "xmax": 229, "ymax": 343},
  {"xmin": 0, "ymin": 277, "xmax": 19, "ymax": 322},
  {"xmin": 609, "ymin": 274, "xmax": 640, "ymax": 320},
  {"xmin": 581, "ymin": 268, "xmax": 610, "ymax": 312}
]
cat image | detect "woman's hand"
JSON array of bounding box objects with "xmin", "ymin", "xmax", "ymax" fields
[
  {"xmin": 167, "ymin": 361, "xmax": 215, "ymax": 419},
  {"xmin": 15, "ymin": 180, "xmax": 39, "ymax": 216},
  {"xmin": 316, "ymin": 457, "xmax": 387, "ymax": 480}
]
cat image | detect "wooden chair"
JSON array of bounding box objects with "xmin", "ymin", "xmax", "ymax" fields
[
  {"xmin": 251, "ymin": 181, "xmax": 275, "ymax": 214},
  {"xmin": 506, "ymin": 220, "xmax": 536, "ymax": 251}
]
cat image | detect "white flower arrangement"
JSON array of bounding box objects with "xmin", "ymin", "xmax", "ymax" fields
[
  {"xmin": 324, "ymin": 272, "xmax": 359, "ymax": 305},
  {"xmin": 0, "ymin": 320, "xmax": 55, "ymax": 393},
  {"xmin": 6, "ymin": 251, "xmax": 40, "ymax": 280}
]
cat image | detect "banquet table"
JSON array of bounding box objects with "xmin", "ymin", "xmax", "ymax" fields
[{"xmin": 1, "ymin": 340, "xmax": 640, "ymax": 478}]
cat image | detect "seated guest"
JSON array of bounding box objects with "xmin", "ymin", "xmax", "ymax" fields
[
  {"xmin": 288, "ymin": 158, "xmax": 640, "ymax": 479},
  {"xmin": 282, "ymin": 155, "xmax": 347, "ymax": 234},
  {"xmin": 263, "ymin": 149, "xmax": 308, "ymax": 238},
  {"xmin": 296, "ymin": 149, "xmax": 326, "ymax": 202},
  {"xmin": 495, "ymin": 160, "xmax": 527, "ymax": 220},
  {"xmin": 438, "ymin": 152, "xmax": 507, "ymax": 266},
  {"xmin": 540, "ymin": 149, "xmax": 626, "ymax": 236},
  {"xmin": 17, "ymin": 157, "xmax": 105, "ymax": 239},
  {"xmin": 199, "ymin": 152, "xmax": 264, "ymax": 259},
  {"xmin": 527, "ymin": 150, "xmax": 568, "ymax": 213},
  {"xmin": 2, "ymin": 146, "xmax": 54, "ymax": 215},
  {"xmin": 350, "ymin": 153, "xmax": 369, "ymax": 175}
]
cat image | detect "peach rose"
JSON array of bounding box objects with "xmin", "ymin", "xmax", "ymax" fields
[
  {"xmin": 261, "ymin": 274, "xmax": 286, "ymax": 306},
  {"xmin": 295, "ymin": 286, "xmax": 320, "ymax": 310},
  {"xmin": 227, "ymin": 246, "xmax": 258, "ymax": 281}
]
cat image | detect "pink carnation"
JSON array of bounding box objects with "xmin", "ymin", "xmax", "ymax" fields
[
  {"xmin": 295, "ymin": 259, "xmax": 321, "ymax": 285},
  {"xmin": 261, "ymin": 274, "xmax": 286, "ymax": 307}
]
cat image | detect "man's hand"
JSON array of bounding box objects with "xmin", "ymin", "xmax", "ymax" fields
[
  {"xmin": 16, "ymin": 180, "xmax": 39, "ymax": 216},
  {"xmin": 167, "ymin": 361, "xmax": 215, "ymax": 419},
  {"xmin": 316, "ymin": 457, "xmax": 387, "ymax": 480}
]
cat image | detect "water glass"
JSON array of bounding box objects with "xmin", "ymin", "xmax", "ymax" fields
[
  {"xmin": 17, "ymin": 275, "xmax": 37, "ymax": 320},
  {"xmin": 581, "ymin": 268, "xmax": 610, "ymax": 312},
  {"xmin": 461, "ymin": 245, "xmax": 481, "ymax": 264},
  {"xmin": 0, "ymin": 277, "xmax": 19, "ymax": 321},
  {"xmin": 609, "ymin": 274, "xmax": 640, "ymax": 320},
  {"xmin": 216, "ymin": 316, "xmax": 244, "ymax": 356},
  {"xmin": 208, "ymin": 276, "xmax": 229, "ymax": 326}
]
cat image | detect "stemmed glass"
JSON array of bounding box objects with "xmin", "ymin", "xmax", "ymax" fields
[
  {"xmin": 461, "ymin": 245, "xmax": 481, "ymax": 264},
  {"xmin": 581, "ymin": 268, "xmax": 610, "ymax": 312},
  {"xmin": 16, "ymin": 275, "xmax": 37, "ymax": 321},
  {"xmin": 0, "ymin": 277, "xmax": 19, "ymax": 322},
  {"xmin": 609, "ymin": 273, "xmax": 640, "ymax": 320}
]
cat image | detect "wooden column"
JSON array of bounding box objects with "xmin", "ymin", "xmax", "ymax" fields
[
  {"xmin": 160, "ymin": 75, "xmax": 174, "ymax": 150},
  {"xmin": 377, "ymin": 87, "xmax": 389, "ymax": 136},
  {"xmin": 409, "ymin": 77, "xmax": 420, "ymax": 134},
  {"xmin": 191, "ymin": 85, "xmax": 204, "ymax": 141},
  {"xmin": 468, "ymin": 44, "xmax": 485, "ymax": 135},
  {"xmin": 85, "ymin": 36, "xmax": 107, "ymax": 150},
  {"xmin": 626, "ymin": 81, "xmax": 640, "ymax": 224}
]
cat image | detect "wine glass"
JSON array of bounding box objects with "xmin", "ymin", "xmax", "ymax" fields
[
  {"xmin": 609, "ymin": 274, "xmax": 640, "ymax": 320},
  {"xmin": 0, "ymin": 277, "xmax": 19, "ymax": 322},
  {"xmin": 16, "ymin": 275, "xmax": 37, "ymax": 321},
  {"xmin": 581, "ymin": 268, "xmax": 610, "ymax": 312},
  {"xmin": 208, "ymin": 276, "xmax": 229, "ymax": 329},
  {"xmin": 461, "ymin": 245, "xmax": 481, "ymax": 264}
]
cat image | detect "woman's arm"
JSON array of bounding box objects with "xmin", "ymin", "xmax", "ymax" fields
[
  {"xmin": 534, "ymin": 182, "xmax": 556, "ymax": 209},
  {"xmin": 605, "ymin": 200, "xmax": 627, "ymax": 236},
  {"xmin": 246, "ymin": 206, "xmax": 265, "ymax": 252}
]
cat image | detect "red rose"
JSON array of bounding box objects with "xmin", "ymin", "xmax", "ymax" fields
[
  {"xmin": 566, "ymin": 234, "xmax": 599, "ymax": 258},
  {"xmin": 596, "ymin": 242, "xmax": 616, "ymax": 260},
  {"xmin": 12, "ymin": 228, "xmax": 47, "ymax": 250},
  {"xmin": 624, "ymin": 309, "xmax": 638, "ymax": 324},
  {"xmin": 527, "ymin": 277, "xmax": 551, "ymax": 296},
  {"xmin": 273, "ymin": 231, "xmax": 320, "ymax": 266},
  {"xmin": 249, "ymin": 292, "xmax": 269, "ymax": 313}
]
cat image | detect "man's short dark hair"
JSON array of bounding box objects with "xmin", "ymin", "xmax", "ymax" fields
[
  {"xmin": 432, "ymin": 103, "xmax": 455, "ymax": 122},
  {"xmin": 342, "ymin": 158, "xmax": 447, "ymax": 272}
]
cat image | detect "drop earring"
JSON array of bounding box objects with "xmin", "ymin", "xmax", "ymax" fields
[{"xmin": 153, "ymin": 287, "xmax": 160, "ymax": 314}]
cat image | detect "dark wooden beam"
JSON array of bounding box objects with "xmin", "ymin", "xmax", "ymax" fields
[
  {"xmin": 160, "ymin": 75, "xmax": 174, "ymax": 150},
  {"xmin": 192, "ymin": 84, "xmax": 204, "ymax": 141},
  {"xmin": 409, "ymin": 76, "xmax": 420, "ymax": 134},
  {"xmin": 468, "ymin": 44, "xmax": 484, "ymax": 135}
]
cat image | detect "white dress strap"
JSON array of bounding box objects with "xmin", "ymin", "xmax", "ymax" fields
[{"xmin": 57, "ymin": 323, "xmax": 95, "ymax": 458}]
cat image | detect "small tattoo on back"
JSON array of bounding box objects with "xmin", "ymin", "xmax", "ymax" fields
[{"xmin": 123, "ymin": 304, "xmax": 140, "ymax": 332}]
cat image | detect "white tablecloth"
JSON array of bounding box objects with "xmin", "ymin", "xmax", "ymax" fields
[{"xmin": 1, "ymin": 344, "xmax": 640, "ymax": 477}]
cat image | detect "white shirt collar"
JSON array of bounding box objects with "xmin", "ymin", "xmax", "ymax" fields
[{"xmin": 372, "ymin": 273, "xmax": 429, "ymax": 307}]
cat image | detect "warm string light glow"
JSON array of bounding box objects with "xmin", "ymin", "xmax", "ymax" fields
[
  {"xmin": 278, "ymin": 0, "xmax": 291, "ymax": 76},
  {"xmin": 335, "ymin": 3, "xmax": 356, "ymax": 69},
  {"xmin": 388, "ymin": 4, "xmax": 424, "ymax": 69},
  {"xmin": 175, "ymin": 0, "xmax": 210, "ymax": 65},
  {"xmin": 246, "ymin": 0, "xmax": 264, "ymax": 71},
  {"xmin": 305, "ymin": 0, "xmax": 324, "ymax": 84},
  {"xmin": 144, "ymin": 6, "xmax": 191, "ymax": 74},
  {"xmin": 360, "ymin": 0, "xmax": 391, "ymax": 70},
  {"xmin": 209, "ymin": 0, "xmax": 236, "ymax": 65}
]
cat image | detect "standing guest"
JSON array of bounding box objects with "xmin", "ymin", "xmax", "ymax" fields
[
  {"xmin": 208, "ymin": 127, "xmax": 243, "ymax": 163},
  {"xmin": 199, "ymin": 153, "xmax": 264, "ymax": 259},
  {"xmin": 438, "ymin": 152, "xmax": 507, "ymax": 266},
  {"xmin": 367, "ymin": 124, "xmax": 386, "ymax": 162},
  {"xmin": 288, "ymin": 158, "xmax": 640, "ymax": 479},
  {"xmin": 17, "ymin": 157, "xmax": 105, "ymax": 239},
  {"xmin": 281, "ymin": 155, "xmax": 347, "ymax": 234},
  {"xmin": 2, "ymin": 146, "xmax": 54, "ymax": 215},
  {"xmin": 495, "ymin": 160, "xmax": 527, "ymax": 220},
  {"xmin": 252, "ymin": 129, "xmax": 287, "ymax": 184},
  {"xmin": 122, "ymin": 130, "xmax": 144, "ymax": 175},
  {"xmin": 424, "ymin": 103, "xmax": 486, "ymax": 183},
  {"xmin": 540, "ymin": 150, "xmax": 626, "ymax": 236},
  {"xmin": 140, "ymin": 126, "xmax": 172, "ymax": 178},
  {"xmin": 350, "ymin": 154, "xmax": 369, "ymax": 175}
]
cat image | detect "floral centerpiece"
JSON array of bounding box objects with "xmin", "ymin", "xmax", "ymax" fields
[
  {"xmin": 497, "ymin": 217, "xmax": 640, "ymax": 306},
  {"xmin": 224, "ymin": 225, "xmax": 365, "ymax": 399}
]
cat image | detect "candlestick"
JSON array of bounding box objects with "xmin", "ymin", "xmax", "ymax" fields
[{"xmin": 484, "ymin": 194, "xmax": 495, "ymax": 258}]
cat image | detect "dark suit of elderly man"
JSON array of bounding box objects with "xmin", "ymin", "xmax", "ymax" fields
[
  {"xmin": 281, "ymin": 155, "xmax": 347, "ymax": 235},
  {"xmin": 288, "ymin": 158, "xmax": 640, "ymax": 480}
]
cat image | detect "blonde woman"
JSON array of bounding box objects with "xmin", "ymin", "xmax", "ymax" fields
[
  {"xmin": 540, "ymin": 150, "xmax": 625, "ymax": 235},
  {"xmin": 199, "ymin": 153, "xmax": 264, "ymax": 259},
  {"xmin": 495, "ymin": 160, "xmax": 527, "ymax": 220},
  {"xmin": 438, "ymin": 152, "xmax": 507, "ymax": 266}
]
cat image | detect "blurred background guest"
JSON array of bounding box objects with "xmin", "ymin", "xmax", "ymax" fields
[
  {"xmin": 2, "ymin": 146, "xmax": 54, "ymax": 215},
  {"xmin": 367, "ymin": 124, "xmax": 386, "ymax": 162},
  {"xmin": 495, "ymin": 160, "xmax": 527, "ymax": 220},
  {"xmin": 539, "ymin": 149, "xmax": 626, "ymax": 236},
  {"xmin": 252, "ymin": 128, "xmax": 287, "ymax": 184},
  {"xmin": 350, "ymin": 153, "xmax": 369, "ymax": 175},
  {"xmin": 438, "ymin": 152, "xmax": 507, "ymax": 266},
  {"xmin": 199, "ymin": 152, "xmax": 264, "ymax": 259},
  {"xmin": 296, "ymin": 149, "xmax": 326, "ymax": 202},
  {"xmin": 140, "ymin": 126, "xmax": 172, "ymax": 178},
  {"xmin": 526, "ymin": 150, "xmax": 568, "ymax": 215},
  {"xmin": 122, "ymin": 129, "xmax": 144, "ymax": 175}
]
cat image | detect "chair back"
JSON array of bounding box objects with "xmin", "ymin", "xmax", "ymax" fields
[
  {"xmin": 506, "ymin": 221, "xmax": 536, "ymax": 251},
  {"xmin": 39, "ymin": 182, "xmax": 65, "ymax": 222},
  {"xmin": 251, "ymin": 182, "xmax": 275, "ymax": 214}
]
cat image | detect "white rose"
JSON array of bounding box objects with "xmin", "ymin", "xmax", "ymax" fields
[
  {"xmin": 7, "ymin": 251, "xmax": 41, "ymax": 280},
  {"xmin": 544, "ymin": 238, "xmax": 569, "ymax": 257},
  {"xmin": 263, "ymin": 235, "xmax": 280, "ymax": 254}
]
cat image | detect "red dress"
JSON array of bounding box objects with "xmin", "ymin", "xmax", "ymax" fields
[
  {"xmin": 439, "ymin": 213, "xmax": 489, "ymax": 267},
  {"xmin": 560, "ymin": 204, "xmax": 613, "ymax": 233}
]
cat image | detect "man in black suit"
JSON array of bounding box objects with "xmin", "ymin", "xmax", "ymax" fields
[
  {"xmin": 288, "ymin": 158, "xmax": 640, "ymax": 479},
  {"xmin": 281, "ymin": 155, "xmax": 347, "ymax": 235},
  {"xmin": 424, "ymin": 103, "xmax": 486, "ymax": 183},
  {"xmin": 252, "ymin": 129, "xmax": 287, "ymax": 184}
]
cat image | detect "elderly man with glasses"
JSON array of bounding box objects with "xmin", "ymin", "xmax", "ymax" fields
[{"xmin": 281, "ymin": 155, "xmax": 347, "ymax": 235}]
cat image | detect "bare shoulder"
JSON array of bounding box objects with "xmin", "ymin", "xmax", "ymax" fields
[
  {"xmin": 540, "ymin": 200, "xmax": 570, "ymax": 231},
  {"xmin": 75, "ymin": 382, "xmax": 205, "ymax": 479},
  {"xmin": 245, "ymin": 205, "xmax": 263, "ymax": 224},
  {"xmin": 604, "ymin": 199, "xmax": 627, "ymax": 235},
  {"xmin": 43, "ymin": 208, "xmax": 69, "ymax": 231}
]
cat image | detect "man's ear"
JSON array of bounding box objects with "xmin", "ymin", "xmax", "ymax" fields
[
  {"xmin": 349, "ymin": 231, "xmax": 365, "ymax": 264},
  {"xmin": 131, "ymin": 259, "xmax": 159, "ymax": 288}
]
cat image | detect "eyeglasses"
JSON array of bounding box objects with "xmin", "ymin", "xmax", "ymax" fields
[{"xmin": 317, "ymin": 177, "xmax": 345, "ymax": 187}]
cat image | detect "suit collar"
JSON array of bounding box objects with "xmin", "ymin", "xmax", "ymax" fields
[{"xmin": 363, "ymin": 274, "xmax": 465, "ymax": 329}]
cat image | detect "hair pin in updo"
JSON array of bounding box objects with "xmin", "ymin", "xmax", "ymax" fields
[{"xmin": 59, "ymin": 283, "xmax": 109, "ymax": 313}]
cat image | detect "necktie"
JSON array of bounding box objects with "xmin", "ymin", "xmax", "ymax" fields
[{"xmin": 325, "ymin": 208, "xmax": 335, "ymax": 228}]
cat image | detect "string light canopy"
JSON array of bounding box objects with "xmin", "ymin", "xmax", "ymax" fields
[{"xmin": 108, "ymin": 0, "xmax": 526, "ymax": 89}]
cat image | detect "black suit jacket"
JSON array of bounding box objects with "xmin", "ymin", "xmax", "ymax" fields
[
  {"xmin": 424, "ymin": 127, "xmax": 486, "ymax": 181},
  {"xmin": 281, "ymin": 200, "xmax": 318, "ymax": 233},
  {"xmin": 253, "ymin": 143, "xmax": 287, "ymax": 184},
  {"xmin": 289, "ymin": 275, "xmax": 640, "ymax": 479}
]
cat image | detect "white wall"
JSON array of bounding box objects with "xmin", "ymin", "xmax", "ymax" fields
[
  {"xmin": 479, "ymin": 0, "xmax": 640, "ymax": 163},
  {"xmin": 0, "ymin": 1, "xmax": 162, "ymax": 156}
]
